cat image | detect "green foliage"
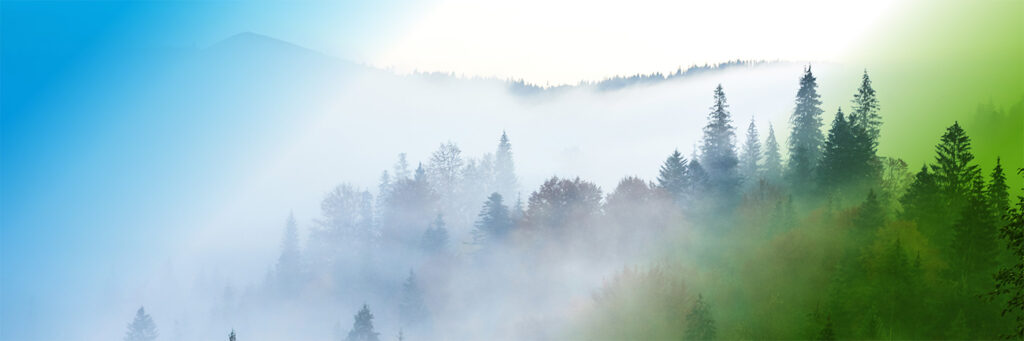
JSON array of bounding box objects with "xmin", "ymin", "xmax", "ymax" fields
[
  {"xmin": 788, "ymin": 66, "xmax": 825, "ymax": 190},
  {"xmin": 850, "ymin": 70, "xmax": 882, "ymax": 146},
  {"xmin": 686, "ymin": 294, "xmax": 716, "ymax": 340},
  {"xmin": 992, "ymin": 168, "xmax": 1024, "ymax": 338}
]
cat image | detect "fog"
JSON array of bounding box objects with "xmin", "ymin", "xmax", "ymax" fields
[{"xmin": 46, "ymin": 32, "xmax": 866, "ymax": 340}]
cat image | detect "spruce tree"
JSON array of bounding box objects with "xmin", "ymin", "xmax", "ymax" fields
[
  {"xmin": 787, "ymin": 66, "xmax": 825, "ymax": 192},
  {"xmin": 657, "ymin": 149, "xmax": 688, "ymax": 202},
  {"xmin": 685, "ymin": 294, "xmax": 716, "ymax": 340},
  {"xmin": 494, "ymin": 131, "xmax": 518, "ymax": 200},
  {"xmin": 988, "ymin": 158, "xmax": 1010, "ymax": 216},
  {"xmin": 688, "ymin": 159, "xmax": 710, "ymax": 197},
  {"xmin": 949, "ymin": 177, "xmax": 999, "ymax": 295},
  {"xmin": 739, "ymin": 117, "xmax": 762, "ymax": 185},
  {"xmin": 275, "ymin": 213, "xmax": 302, "ymax": 295},
  {"xmin": 124, "ymin": 306, "xmax": 158, "ymax": 341},
  {"xmin": 992, "ymin": 168, "xmax": 1024, "ymax": 338},
  {"xmin": 850, "ymin": 70, "xmax": 881, "ymax": 146},
  {"xmin": 399, "ymin": 270, "xmax": 430, "ymax": 328},
  {"xmin": 228, "ymin": 329, "xmax": 237, "ymax": 341},
  {"xmin": 931, "ymin": 122, "xmax": 981, "ymax": 208},
  {"xmin": 346, "ymin": 304, "xmax": 380, "ymax": 341},
  {"xmin": 763, "ymin": 123, "xmax": 783, "ymax": 183},
  {"xmin": 818, "ymin": 108, "xmax": 854, "ymax": 192},
  {"xmin": 699, "ymin": 84, "xmax": 740, "ymax": 196},
  {"xmin": 420, "ymin": 214, "xmax": 449, "ymax": 254},
  {"xmin": 853, "ymin": 189, "xmax": 885, "ymax": 232},
  {"xmin": 473, "ymin": 192, "xmax": 513, "ymax": 246}
]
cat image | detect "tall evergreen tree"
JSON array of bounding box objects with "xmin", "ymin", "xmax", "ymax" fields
[
  {"xmin": 228, "ymin": 329, "xmax": 236, "ymax": 341},
  {"xmin": 473, "ymin": 192, "xmax": 513, "ymax": 245},
  {"xmin": 393, "ymin": 153, "xmax": 411, "ymax": 181},
  {"xmin": 657, "ymin": 149, "xmax": 688, "ymax": 202},
  {"xmin": 949, "ymin": 177, "xmax": 999, "ymax": 295},
  {"xmin": 988, "ymin": 158, "xmax": 1010, "ymax": 216},
  {"xmin": 853, "ymin": 189, "xmax": 885, "ymax": 232},
  {"xmin": 992, "ymin": 168, "xmax": 1024, "ymax": 338},
  {"xmin": 124, "ymin": 306, "xmax": 158, "ymax": 341},
  {"xmin": 688, "ymin": 159, "xmax": 710, "ymax": 197},
  {"xmin": 699, "ymin": 84, "xmax": 740, "ymax": 196},
  {"xmin": 763, "ymin": 123, "xmax": 783, "ymax": 183},
  {"xmin": 399, "ymin": 270, "xmax": 430, "ymax": 328},
  {"xmin": 686, "ymin": 294, "xmax": 716, "ymax": 340},
  {"xmin": 494, "ymin": 131, "xmax": 518, "ymax": 200},
  {"xmin": 850, "ymin": 70, "xmax": 881, "ymax": 146},
  {"xmin": 421, "ymin": 214, "xmax": 449, "ymax": 254},
  {"xmin": 818, "ymin": 108, "xmax": 855, "ymax": 192},
  {"xmin": 787, "ymin": 66, "xmax": 825, "ymax": 192},
  {"xmin": 345, "ymin": 304, "xmax": 380, "ymax": 341},
  {"xmin": 931, "ymin": 122, "xmax": 981, "ymax": 207},
  {"xmin": 275, "ymin": 213, "xmax": 302, "ymax": 295},
  {"xmin": 739, "ymin": 117, "xmax": 762, "ymax": 184}
]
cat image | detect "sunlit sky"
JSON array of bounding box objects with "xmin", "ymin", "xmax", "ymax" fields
[{"xmin": 373, "ymin": 0, "xmax": 898, "ymax": 84}]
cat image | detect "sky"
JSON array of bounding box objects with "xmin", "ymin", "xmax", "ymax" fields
[{"xmin": 1, "ymin": 0, "xmax": 1021, "ymax": 339}]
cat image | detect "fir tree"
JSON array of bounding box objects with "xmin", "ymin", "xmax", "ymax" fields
[
  {"xmin": 949, "ymin": 177, "xmax": 999, "ymax": 295},
  {"xmin": 700, "ymin": 84, "xmax": 740, "ymax": 197},
  {"xmin": 346, "ymin": 304, "xmax": 380, "ymax": 341},
  {"xmin": 393, "ymin": 153, "xmax": 411, "ymax": 181},
  {"xmin": 228, "ymin": 329, "xmax": 236, "ymax": 341},
  {"xmin": 763, "ymin": 123, "xmax": 783, "ymax": 183},
  {"xmin": 686, "ymin": 294, "xmax": 716, "ymax": 340},
  {"xmin": 275, "ymin": 213, "xmax": 302, "ymax": 295},
  {"xmin": 992, "ymin": 168, "xmax": 1024, "ymax": 338},
  {"xmin": 931, "ymin": 122, "xmax": 981, "ymax": 207},
  {"xmin": 473, "ymin": 193, "xmax": 513, "ymax": 245},
  {"xmin": 988, "ymin": 158, "xmax": 1010, "ymax": 217},
  {"xmin": 787, "ymin": 66, "xmax": 825, "ymax": 192},
  {"xmin": 850, "ymin": 70, "xmax": 881, "ymax": 146},
  {"xmin": 494, "ymin": 131, "xmax": 518, "ymax": 200},
  {"xmin": 853, "ymin": 189, "xmax": 885, "ymax": 232},
  {"xmin": 421, "ymin": 214, "xmax": 449, "ymax": 253},
  {"xmin": 124, "ymin": 306, "xmax": 158, "ymax": 341},
  {"xmin": 657, "ymin": 149, "xmax": 688, "ymax": 202},
  {"xmin": 818, "ymin": 108, "xmax": 855, "ymax": 192},
  {"xmin": 688, "ymin": 159, "xmax": 710, "ymax": 197},
  {"xmin": 739, "ymin": 117, "xmax": 762, "ymax": 184},
  {"xmin": 399, "ymin": 270, "xmax": 430, "ymax": 328}
]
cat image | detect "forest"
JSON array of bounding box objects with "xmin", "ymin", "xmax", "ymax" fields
[{"xmin": 122, "ymin": 67, "xmax": 1024, "ymax": 341}]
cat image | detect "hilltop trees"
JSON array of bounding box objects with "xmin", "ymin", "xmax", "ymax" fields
[
  {"xmin": 700, "ymin": 84, "xmax": 741, "ymax": 198},
  {"xmin": 124, "ymin": 306, "xmax": 158, "ymax": 341},
  {"xmin": 473, "ymin": 192, "xmax": 513, "ymax": 246},
  {"xmin": 345, "ymin": 304, "xmax": 380, "ymax": 341},
  {"xmin": 787, "ymin": 66, "xmax": 825, "ymax": 194},
  {"xmin": 658, "ymin": 149, "xmax": 689, "ymax": 203},
  {"xmin": 763, "ymin": 123, "xmax": 783, "ymax": 183},
  {"xmin": 739, "ymin": 117, "xmax": 762, "ymax": 184}
]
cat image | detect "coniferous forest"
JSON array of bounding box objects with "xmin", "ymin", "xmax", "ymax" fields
[{"xmin": 116, "ymin": 67, "xmax": 1024, "ymax": 341}]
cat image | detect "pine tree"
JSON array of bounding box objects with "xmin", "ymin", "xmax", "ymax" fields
[
  {"xmin": 850, "ymin": 70, "xmax": 881, "ymax": 146},
  {"xmin": 685, "ymin": 294, "xmax": 716, "ymax": 340},
  {"xmin": 787, "ymin": 66, "xmax": 825, "ymax": 192},
  {"xmin": 763, "ymin": 123, "xmax": 783, "ymax": 183},
  {"xmin": 687, "ymin": 159, "xmax": 710, "ymax": 197},
  {"xmin": 992, "ymin": 168, "xmax": 1024, "ymax": 338},
  {"xmin": 399, "ymin": 270, "xmax": 430, "ymax": 328},
  {"xmin": 473, "ymin": 193, "xmax": 513, "ymax": 245},
  {"xmin": 988, "ymin": 158, "xmax": 1010, "ymax": 216},
  {"xmin": 949, "ymin": 177, "xmax": 999, "ymax": 295},
  {"xmin": 739, "ymin": 117, "xmax": 762, "ymax": 185},
  {"xmin": 228, "ymin": 329, "xmax": 237, "ymax": 341},
  {"xmin": 494, "ymin": 131, "xmax": 518, "ymax": 200},
  {"xmin": 393, "ymin": 153, "xmax": 411, "ymax": 181},
  {"xmin": 699, "ymin": 84, "xmax": 740, "ymax": 196},
  {"xmin": 853, "ymin": 189, "xmax": 885, "ymax": 232},
  {"xmin": 657, "ymin": 149, "xmax": 688, "ymax": 202},
  {"xmin": 818, "ymin": 108, "xmax": 855, "ymax": 192},
  {"xmin": 931, "ymin": 122, "xmax": 981, "ymax": 207},
  {"xmin": 124, "ymin": 306, "xmax": 158, "ymax": 341},
  {"xmin": 421, "ymin": 214, "xmax": 449, "ymax": 254},
  {"xmin": 346, "ymin": 304, "xmax": 380, "ymax": 341},
  {"xmin": 275, "ymin": 213, "xmax": 302, "ymax": 295}
]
